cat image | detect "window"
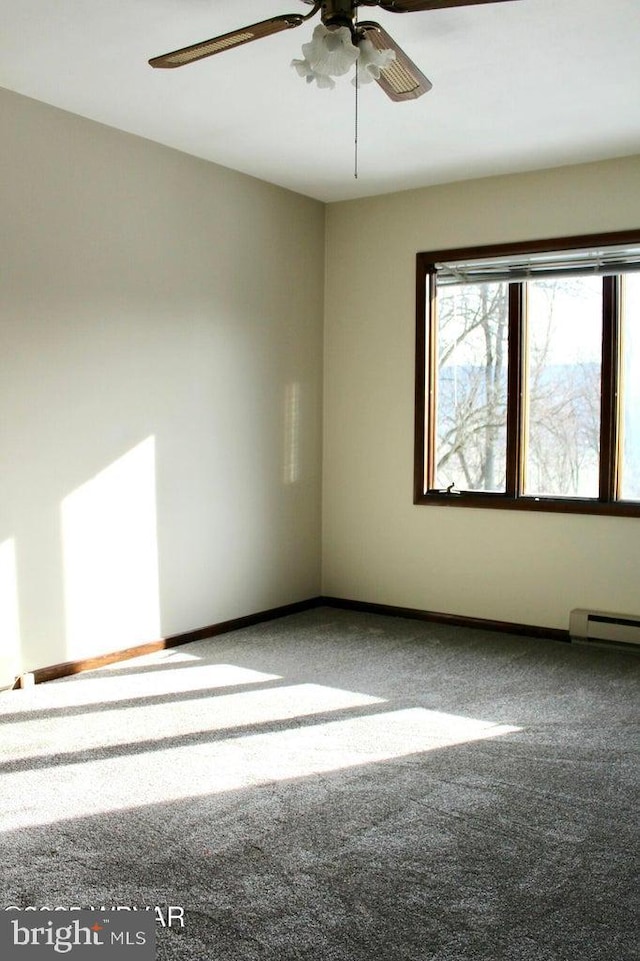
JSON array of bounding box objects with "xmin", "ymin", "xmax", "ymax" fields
[{"xmin": 414, "ymin": 231, "xmax": 640, "ymax": 516}]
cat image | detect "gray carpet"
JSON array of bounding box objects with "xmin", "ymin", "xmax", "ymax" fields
[{"xmin": 0, "ymin": 607, "xmax": 638, "ymax": 960}]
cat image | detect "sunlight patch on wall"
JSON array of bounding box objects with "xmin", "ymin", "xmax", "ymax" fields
[
  {"xmin": 283, "ymin": 382, "xmax": 301, "ymax": 485},
  {"xmin": 0, "ymin": 706, "xmax": 520, "ymax": 830},
  {"xmin": 0, "ymin": 538, "xmax": 21, "ymax": 687},
  {"xmin": 60, "ymin": 438, "xmax": 161, "ymax": 660}
]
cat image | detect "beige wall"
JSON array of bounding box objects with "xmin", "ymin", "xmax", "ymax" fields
[
  {"xmin": 323, "ymin": 157, "xmax": 640, "ymax": 630},
  {"xmin": 0, "ymin": 88, "xmax": 325, "ymax": 684}
]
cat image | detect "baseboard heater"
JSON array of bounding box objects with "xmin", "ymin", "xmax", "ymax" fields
[{"xmin": 570, "ymin": 608, "xmax": 640, "ymax": 651}]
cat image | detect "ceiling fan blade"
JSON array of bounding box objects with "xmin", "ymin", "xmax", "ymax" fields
[
  {"xmin": 377, "ymin": 0, "xmax": 520, "ymax": 13},
  {"xmin": 149, "ymin": 14, "xmax": 306, "ymax": 69},
  {"xmin": 358, "ymin": 22, "xmax": 432, "ymax": 101}
]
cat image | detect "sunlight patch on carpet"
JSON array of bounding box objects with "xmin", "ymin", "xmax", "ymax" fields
[
  {"xmin": 0, "ymin": 664, "xmax": 282, "ymax": 714},
  {"xmin": 1, "ymin": 708, "xmax": 520, "ymax": 830},
  {"xmin": 1, "ymin": 683, "xmax": 385, "ymax": 759}
]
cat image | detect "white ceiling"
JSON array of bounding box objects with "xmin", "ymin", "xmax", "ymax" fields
[{"xmin": 1, "ymin": 0, "xmax": 639, "ymax": 202}]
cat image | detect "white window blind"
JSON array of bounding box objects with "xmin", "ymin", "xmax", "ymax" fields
[{"xmin": 434, "ymin": 243, "xmax": 640, "ymax": 287}]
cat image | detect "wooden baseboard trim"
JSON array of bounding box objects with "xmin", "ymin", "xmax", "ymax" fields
[
  {"xmin": 162, "ymin": 597, "xmax": 324, "ymax": 646},
  {"xmin": 28, "ymin": 642, "xmax": 168, "ymax": 686},
  {"xmin": 319, "ymin": 596, "xmax": 570, "ymax": 643},
  {"xmin": 26, "ymin": 597, "xmax": 323, "ymax": 687},
  {"xmin": 17, "ymin": 594, "xmax": 568, "ymax": 689}
]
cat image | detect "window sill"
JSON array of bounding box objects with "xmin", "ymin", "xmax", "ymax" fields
[{"xmin": 414, "ymin": 491, "xmax": 640, "ymax": 517}]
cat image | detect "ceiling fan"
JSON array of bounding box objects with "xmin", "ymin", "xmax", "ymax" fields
[{"xmin": 149, "ymin": 0, "xmax": 519, "ymax": 101}]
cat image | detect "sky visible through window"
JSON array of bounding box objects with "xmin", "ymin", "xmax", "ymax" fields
[{"xmin": 433, "ymin": 272, "xmax": 637, "ymax": 500}]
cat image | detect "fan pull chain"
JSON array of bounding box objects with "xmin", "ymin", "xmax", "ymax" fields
[
  {"xmin": 354, "ymin": 59, "xmax": 359, "ymax": 179},
  {"xmin": 354, "ymin": 8, "xmax": 359, "ymax": 180}
]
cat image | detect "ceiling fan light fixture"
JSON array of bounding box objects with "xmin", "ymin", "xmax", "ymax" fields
[
  {"xmin": 354, "ymin": 37, "xmax": 396, "ymax": 86},
  {"xmin": 292, "ymin": 57, "xmax": 338, "ymax": 88},
  {"xmin": 291, "ymin": 23, "xmax": 359, "ymax": 88}
]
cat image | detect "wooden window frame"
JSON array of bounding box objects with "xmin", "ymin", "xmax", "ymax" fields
[{"xmin": 414, "ymin": 230, "xmax": 640, "ymax": 517}]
